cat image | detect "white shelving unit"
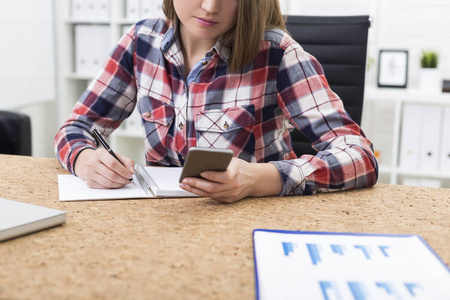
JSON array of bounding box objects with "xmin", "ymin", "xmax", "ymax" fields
[
  {"xmin": 55, "ymin": 0, "xmax": 163, "ymax": 165},
  {"xmin": 363, "ymin": 86, "xmax": 450, "ymax": 188}
]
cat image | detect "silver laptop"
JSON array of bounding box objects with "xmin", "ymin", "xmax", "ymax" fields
[{"xmin": 0, "ymin": 198, "xmax": 66, "ymax": 242}]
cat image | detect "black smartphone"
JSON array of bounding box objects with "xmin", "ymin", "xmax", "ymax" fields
[{"xmin": 179, "ymin": 147, "xmax": 234, "ymax": 182}]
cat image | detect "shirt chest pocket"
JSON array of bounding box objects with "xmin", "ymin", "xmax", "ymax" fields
[
  {"xmin": 195, "ymin": 105, "xmax": 256, "ymax": 158},
  {"xmin": 138, "ymin": 96, "xmax": 175, "ymax": 163}
]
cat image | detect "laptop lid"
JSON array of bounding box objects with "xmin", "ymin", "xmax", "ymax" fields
[{"xmin": 0, "ymin": 198, "xmax": 66, "ymax": 242}]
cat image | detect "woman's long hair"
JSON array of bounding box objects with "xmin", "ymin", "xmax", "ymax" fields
[{"xmin": 162, "ymin": 0, "xmax": 286, "ymax": 72}]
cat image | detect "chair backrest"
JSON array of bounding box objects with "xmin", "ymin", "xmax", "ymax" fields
[
  {"xmin": 285, "ymin": 15, "xmax": 370, "ymax": 156},
  {"xmin": 0, "ymin": 111, "xmax": 32, "ymax": 156}
]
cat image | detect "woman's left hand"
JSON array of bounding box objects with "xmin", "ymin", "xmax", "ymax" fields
[{"xmin": 179, "ymin": 157, "xmax": 282, "ymax": 203}]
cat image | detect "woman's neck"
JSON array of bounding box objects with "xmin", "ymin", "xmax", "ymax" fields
[{"xmin": 179, "ymin": 24, "xmax": 217, "ymax": 77}]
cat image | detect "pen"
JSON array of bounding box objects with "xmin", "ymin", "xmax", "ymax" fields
[{"xmin": 92, "ymin": 128, "xmax": 133, "ymax": 182}]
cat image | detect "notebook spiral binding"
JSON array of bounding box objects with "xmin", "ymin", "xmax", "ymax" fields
[{"xmin": 132, "ymin": 164, "xmax": 159, "ymax": 196}]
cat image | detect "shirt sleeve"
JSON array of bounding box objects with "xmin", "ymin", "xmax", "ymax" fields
[
  {"xmin": 54, "ymin": 25, "xmax": 138, "ymax": 175},
  {"xmin": 271, "ymin": 42, "xmax": 378, "ymax": 196}
]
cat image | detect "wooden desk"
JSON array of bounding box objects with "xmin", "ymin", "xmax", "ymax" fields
[{"xmin": 0, "ymin": 154, "xmax": 449, "ymax": 299}]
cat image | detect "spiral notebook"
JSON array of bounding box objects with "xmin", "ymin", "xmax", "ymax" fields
[
  {"xmin": 58, "ymin": 165, "xmax": 196, "ymax": 201},
  {"xmin": 0, "ymin": 198, "xmax": 66, "ymax": 242}
]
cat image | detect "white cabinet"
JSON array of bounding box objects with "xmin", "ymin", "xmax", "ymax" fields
[
  {"xmin": 363, "ymin": 87, "xmax": 450, "ymax": 188},
  {"xmin": 55, "ymin": 0, "xmax": 163, "ymax": 165},
  {"xmin": 440, "ymin": 107, "xmax": 450, "ymax": 171}
]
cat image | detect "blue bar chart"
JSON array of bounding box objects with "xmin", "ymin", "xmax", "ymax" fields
[
  {"xmin": 283, "ymin": 241, "xmax": 426, "ymax": 299},
  {"xmin": 317, "ymin": 280, "xmax": 424, "ymax": 300},
  {"xmin": 289, "ymin": 242, "xmax": 394, "ymax": 265},
  {"xmin": 282, "ymin": 242, "xmax": 296, "ymax": 256}
]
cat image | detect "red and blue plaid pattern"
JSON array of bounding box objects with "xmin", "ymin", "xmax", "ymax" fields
[{"xmin": 54, "ymin": 18, "xmax": 378, "ymax": 196}]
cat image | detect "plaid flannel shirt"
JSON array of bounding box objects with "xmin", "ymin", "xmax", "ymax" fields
[{"xmin": 54, "ymin": 18, "xmax": 378, "ymax": 196}]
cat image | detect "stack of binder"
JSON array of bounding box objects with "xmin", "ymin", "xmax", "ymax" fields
[
  {"xmin": 71, "ymin": 0, "xmax": 110, "ymax": 21},
  {"xmin": 399, "ymin": 104, "xmax": 450, "ymax": 185},
  {"xmin": 75, "ymin": 25, "xmax": 111, "ymax": 77},
  {"xmin": 126, "ymin": 0, "xmax": 164, "ymax": 20},
  {"xmin": 440, "ymin": 107, "xmax": 450, "ymax": 170}
]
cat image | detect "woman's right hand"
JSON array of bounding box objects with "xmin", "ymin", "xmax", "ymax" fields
[{"xmin": 74, "ymin": 148, "xmax": 135, "ymax": 189}]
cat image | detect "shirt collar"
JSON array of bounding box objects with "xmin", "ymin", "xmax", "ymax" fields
[
  {"xmin": 161, "ymin": 22, "xmax": 231, "ymax": 63},
  {"xmin": 160, "ymin": 24, "xmax": 178, "ymax": 55},
  {"xmin": 213, "ymin": 37, "xmax": 231, "ymax": 63}
]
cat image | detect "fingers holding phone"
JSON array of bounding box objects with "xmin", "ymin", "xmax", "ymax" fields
[
  {"xmin": 178, "ymin": 147, "xmax": 233, "ymax": 182},
  {"xmin": 179, "ymin": 150, "xmax": 283, "ymax": 203},
  {"xmin": 180, "ymin": 157, "xmax": 254, "ymax": 203}
]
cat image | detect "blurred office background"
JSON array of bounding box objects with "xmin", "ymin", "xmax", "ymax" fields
[{"xmin": 1, "ymin": 0, "xmax": 449, "ymax": 187}]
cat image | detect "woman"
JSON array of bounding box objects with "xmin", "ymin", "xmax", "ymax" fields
[{"xmin": 55, "ymin": 0, "xmax": 378, "ymax": 203}]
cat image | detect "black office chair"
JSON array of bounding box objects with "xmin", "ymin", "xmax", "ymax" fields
[
  {"xmin": 285, "ymin": 15, "xmax": 371, "ymax": 156},
  {"xmin": 0, "ymin": 110, "xmax": 32, "ymax": 155}
]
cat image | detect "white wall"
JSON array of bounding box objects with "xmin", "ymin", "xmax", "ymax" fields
[
  {"xmin": 374, "ymin": 0, "xmax": 450, "ymax": 86},
  {"xmin": 279, "ymin": 0, "xmax": 450, "ymax": 87},
  {"xmin": 16, "ymin": 101, "xmax": 58, "ymax": 158},
  {"xmin": 0, "ymin": 0, "xmax": 57, "ymax": 158},
  {"xmin": 0, "ymin": 0, "xmax": 56, "ymax": 109}
]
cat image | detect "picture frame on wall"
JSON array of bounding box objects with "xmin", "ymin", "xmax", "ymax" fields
[{"xmin": 377, "ymin": 50, "xmax": 409, "ymax": 88}]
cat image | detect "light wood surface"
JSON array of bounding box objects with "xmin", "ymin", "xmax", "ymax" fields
[{"xmin": 0, "ymin": 154, "xmax": 449, "ymax": 299}]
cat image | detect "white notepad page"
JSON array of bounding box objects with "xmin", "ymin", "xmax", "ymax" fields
[{"xmin": 58, "ymin": 166, "xmax": 196, "ymax": 201}]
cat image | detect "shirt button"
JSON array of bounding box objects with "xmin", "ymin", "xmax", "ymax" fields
[
  {"xmin": 146, "ymin": 112, "xmax": 151, "ymax": 118},
  {"xmin": 289, "ymin": 189, "xmax": 295, "ymax": 195},
  {"xmin": 202, "ymin": 61, "xmax": 208, "ymax": 66},
  {"xmin": 179, "ymin": 123, "xmax": 184, "ymax": 130},
  {"xmin": 223, "ymin": 122, "xmax": 229, "ymax": 130}
]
